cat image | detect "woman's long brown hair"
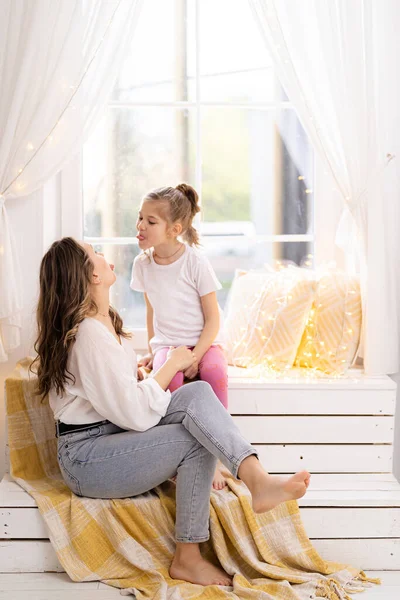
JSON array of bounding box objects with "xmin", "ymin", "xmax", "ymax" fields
[{"xmin": 31, "ymin": 237, "xmax": 130, "ymax": 399}]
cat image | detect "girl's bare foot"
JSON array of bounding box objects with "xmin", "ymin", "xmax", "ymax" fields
[
  {"xmin": 251, "ymin": 470, "xmax": 311, "ymax": 513},
  {"xmin": 212, "ymin": 466, "xmax": 227, "ymax": 490},
  {"xmin": 170, "ymin": 554, "xmax": 232, "ymax": 586}
]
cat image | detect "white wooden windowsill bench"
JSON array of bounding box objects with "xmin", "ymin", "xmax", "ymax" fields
[{"xmin": 1, "ymin": 365, "xmax": 399, "ymax": 573}]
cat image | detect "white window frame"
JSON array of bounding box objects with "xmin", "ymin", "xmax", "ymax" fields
[{"xmin": 60, "ymin": 0, "xmax": 345, "ymax": 335}]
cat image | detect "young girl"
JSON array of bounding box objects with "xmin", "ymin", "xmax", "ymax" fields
[{"xmin": 130, "ymin": 183, "xmax": 228, "ymax": 490}]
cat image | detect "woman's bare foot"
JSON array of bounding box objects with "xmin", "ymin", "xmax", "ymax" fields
[
  {"xmin": 251, "ymin": 470, "xmax": 311, "ymax": 513},
  {"xmin": 238, "ymin": 455, "xmax": 310, "ymax": 513},
  {"xmin": 170, "ymin": 554, "xmax": 232, "ymax": 586},
  {"xmin": 212, "ymin": 466, "xmax": 227, "ymax": 490}
]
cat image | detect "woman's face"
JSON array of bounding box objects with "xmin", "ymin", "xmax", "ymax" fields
[{"xmin": 83, "ymin": 243, "xmax": 116, "ymax": 287}]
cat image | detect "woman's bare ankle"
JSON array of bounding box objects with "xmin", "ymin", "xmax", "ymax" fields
[
  {"xmin": 170, "ymin": 542, "xmax": 232, "ymax": 586},
  {"xmin": 238, "ymin": 455, "xmax": 268, "ymax": 492},
  {"xmin": 173, "ymin": 542, "xmax": 201, "ymax": 564}
]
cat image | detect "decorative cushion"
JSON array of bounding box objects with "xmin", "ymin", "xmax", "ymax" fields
[
  {"xmin": 295, "ymin": 270, "xmax": 362, "ymax": 374},
  {"xmin": 224, "ymin": 267, "xmax": 316, "ymax": 370}
]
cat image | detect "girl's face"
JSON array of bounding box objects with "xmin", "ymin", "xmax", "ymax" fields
[
  {"xmin": 83, "ymin": 243, "xmax": 116, "ymax": 287},
  {"xmin": 136, "ymin": 200, "xmax": 170, "ymax": 249}
]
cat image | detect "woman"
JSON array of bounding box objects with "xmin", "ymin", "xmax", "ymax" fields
[{"xmin": 33, "ymin": 237, "xmax": 310, "ymax": 587}]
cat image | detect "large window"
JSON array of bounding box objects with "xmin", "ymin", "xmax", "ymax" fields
[{"xmin": 83, "ymin": 0, "xmax": 314, "ymax": 327}]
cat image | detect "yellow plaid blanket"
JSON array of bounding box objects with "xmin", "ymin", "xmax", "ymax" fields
[{"xmin": 5, "ymin": 358, "xmax": 379, "ymax": 599}]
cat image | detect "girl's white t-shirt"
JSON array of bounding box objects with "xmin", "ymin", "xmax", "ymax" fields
[
  {"xmin": 130, "ymin": 245, "xmax": 224, "ymax": 353},
  {"xmin": 49, "ymin": 318, "xmax": 171, "ymax": 430}
]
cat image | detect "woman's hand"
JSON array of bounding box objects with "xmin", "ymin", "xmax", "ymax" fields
[
  {"xmin": 138, "ymin": 353, "xmax": 153, "ymax": 369},
  {"xmin": 167, "ymin": 346, "xmax": 197, "ymax": 371}
]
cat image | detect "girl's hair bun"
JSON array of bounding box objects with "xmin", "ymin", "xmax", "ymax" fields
[{"xmin": 175, "ymin": 183, "xmax": 200, "ymax": 216}]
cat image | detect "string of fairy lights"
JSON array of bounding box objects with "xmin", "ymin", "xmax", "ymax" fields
[{"xmin": 228, "ymin": 258, "xmax": 361, "ymax": 381}]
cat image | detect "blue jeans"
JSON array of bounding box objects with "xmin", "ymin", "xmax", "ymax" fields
[{"xmin": 57, "ymin": 381, "xmax": 258, "ymax": 543}]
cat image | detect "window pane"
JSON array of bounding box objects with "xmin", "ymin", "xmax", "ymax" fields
[
  {"xmin": 203, "ymin": 239, "xmax": 313, "ymax": 309},
  {"xmin": 199, "ymin": 0, "xmax": 275, "ymax": 103},
  {"xmin": 93, "ymin": 241, "xmax": 313, "ymax": 330},
  {"xmin": 93, "ymin": 243, "xmax": 145, "ymax": 328},
  {"xmin": 111, "ymin": 0, "xmax": 196, "ymax": 103},
  {"xmin": 83, "ymin": 107, "xmax": 197, "ymax": 237},
  {"xmin": 200, "ymin": 107, "xmax": 314, "ymax": 235}
]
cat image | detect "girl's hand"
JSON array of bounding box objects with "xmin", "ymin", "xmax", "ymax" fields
[
  {"xmin": 137, "ymin": 366, "xmax": 151, "ymax": 381},
  {"xmin": 167, "ymin": 346, "xmax": 197, "ymax": 371},
  {"xmin": 184, "ymin": 359, "xmax": 199, "ymax": 380},
  {"xmin": 138, "ymin": 353, "xmax": 153, "ymax": 369}
]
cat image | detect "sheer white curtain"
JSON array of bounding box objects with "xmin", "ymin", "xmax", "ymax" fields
[
  {"xmin": 0, "ymin": 0, "xmax": 143, "ymax": 361},
  {"xmin": 249, "ymin": 0, "xmax": 400, "ymax": 375}
]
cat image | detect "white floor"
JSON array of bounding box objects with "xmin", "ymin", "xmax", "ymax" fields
[{"xmin": 0, "ymin": 572, "xmax": 398, "ymax": 599}]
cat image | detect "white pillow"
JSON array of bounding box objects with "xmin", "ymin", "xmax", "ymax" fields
[{"xmin": 224, "ymin": 267, "xmax": 316, "ymax": 369}]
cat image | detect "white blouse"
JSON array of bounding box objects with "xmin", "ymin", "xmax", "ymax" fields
[{"xmin": 49, "ymin": 318, "xmax": 171, "ymax": 431}]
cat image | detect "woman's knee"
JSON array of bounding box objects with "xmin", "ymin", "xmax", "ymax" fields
[
  {"xmin": 189, "ymin": 380, "xmax": 220, "ymax": 406},
  {"xmin": 187, "ymin": 380, "xmax": 213, "ymax": 394},
  {"xmin": 171, "ymin": 380, "xmax": 214, "ymax": 408}
]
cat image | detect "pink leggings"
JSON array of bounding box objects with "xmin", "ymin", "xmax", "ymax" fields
[{"xmin": 152, "ymin": 345, "xmax": 228, "ymax": 409}]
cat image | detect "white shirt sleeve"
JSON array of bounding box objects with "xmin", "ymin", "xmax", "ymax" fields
[
  {"xmin": 130, "ymin": 256, "xmax": 145, "ymax": 292},
  {"xmin": 194, "ymin": 253, "xmax": 222, "ymax": 297},
  {"xmin": 71, "ymin": 332, "xmax": 171, "ymax": 431}
]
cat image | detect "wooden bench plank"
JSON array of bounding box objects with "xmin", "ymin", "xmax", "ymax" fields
[
  {"xmin": 3, "ymin": 506, "xmax": 400, "ymax": 540},
  {"xmin": 233, "ymin": 416, "xmax": 394, "ymax": 443},
  {"xmin": 3, "ymin": 474, "xmax": 400, "ymax": 504},
  {"xmin": 227, "ymin": 366, "xmax": 397, "ymax": 390},
  {"xmin": 254, "ymin": 445, "xmax": 393, "ymax": 473},
  {"xmin": 301, "ymin": 508, "xmax": 400, "ymax": 538},
  {"xmin": 1, "ymin": 539, "xmax": 399, "ymax": 573},
  {"xmin": 228, "ymin": 389, "xmax": 396, "ymax": 415},
  {"xmin": 313, "ymin": 539, "xmax": 400, "ymax": 570}
]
